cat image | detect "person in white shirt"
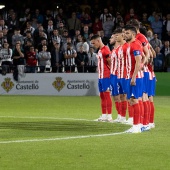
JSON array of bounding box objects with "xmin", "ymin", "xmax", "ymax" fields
[
  {"xmin": 0, "ymin": 42, "xmax": 13, "ymax": 73},
  {"xmin": 87, "ymin": 46, "xmax": 97, "ymax": 73}
]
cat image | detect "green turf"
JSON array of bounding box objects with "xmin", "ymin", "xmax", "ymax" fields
[
  {"xmin": 0, "ymin": 96, "xmax": 170, "ymax": 170},
  {"xmin": 155, "ymin": 72, "xmax": 170, "ymax": 96}
]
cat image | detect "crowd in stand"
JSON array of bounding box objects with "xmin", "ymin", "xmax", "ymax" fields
[{"xmin": 0, "ymin": 0, "xmax": 170, "ymax": 74}]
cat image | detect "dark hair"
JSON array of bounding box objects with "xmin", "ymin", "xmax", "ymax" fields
[
  {"xmin": 124, "ymin": 25, "xmax": 137, "ymax": 34},
  {"xmin": 113, "ymin": 27, "xmax": 123, "ymax": 34},
  {"xmin": 139, "ymin": 27, "xmax": 147, "ymax": 37},
  {"xmin": 90, "ymin": 34, "xmax": 100, "ymax": 40},
  {"xmin": 128, "ymin": 19, "xmax": 140, "ymax": 29}
]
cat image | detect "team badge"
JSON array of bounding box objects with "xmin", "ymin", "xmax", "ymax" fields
[
  {"xmin": 1, "ymin": 78, "xmax": 14, "ymax": 92},
  {"xmin": 52, "ymin": 77, "xmax": 65, "ymax": 92}
]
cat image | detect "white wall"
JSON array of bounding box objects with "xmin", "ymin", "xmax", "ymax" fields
[{"xmin": 0, "ymin": 73, "xmax": 99, "ymax": 96}]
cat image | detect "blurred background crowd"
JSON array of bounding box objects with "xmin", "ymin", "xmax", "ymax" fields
[{"xmin": 0, "ymin": 0, "xmax": 170, "ymax": 74}]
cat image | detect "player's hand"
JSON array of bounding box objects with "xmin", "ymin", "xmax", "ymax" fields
[{"xmin": 130, "ymin": 77, "xmax": 136, "ymax": 86}]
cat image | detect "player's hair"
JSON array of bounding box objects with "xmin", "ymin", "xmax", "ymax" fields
[
  {"xmin": 90, "ymin": 34, "xmax": 100, "ymax": 40},
  {"xmin": 113, "ymin": 27, "xmax": 122, "ymax": 34},
  {"xmin": 124, "ymin": 25, "xmax": 137, "ymax": 34},
  {"xmin": 139, "ymin": 27, "xmax": 147, "ymax": 37},
  {"xmin": 128, "ymin": 19, "xmax": 140, "ymax": 29}
]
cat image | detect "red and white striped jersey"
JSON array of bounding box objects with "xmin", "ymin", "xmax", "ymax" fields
[
  {"xmin": 97, "ymin": 45, "xmax": 111, "ymax": 79},
  {"xmin": 122, "ymin": 42, "xmax": 130, "ymax": 79},
  {"xmin": 116, "ymin": 45, "xmax": 125, "ymax": 79},
  {"xmin": 110, "ymin": 46, "xmax": 119, "ymax": 75},
  {"xmin": 148, "ymin": 63, "xmax": 155, "ymax": 80},
  {"xmin": 136, "ymin": 32, "xmax": 150, "ymax": 74},
  {"xmin": 126, "ymin": 40, "xmax": 143, "ymax": 79}
]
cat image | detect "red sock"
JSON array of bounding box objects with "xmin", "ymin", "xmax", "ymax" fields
[
  {"xmin": 121, "ymin": 101, "xmax": 127, "ymax": 117},
  {"xmin": 104, "ymin": 92, "xmax": 112, "ymax": 114},
  {"xmin": 139, "ymin": 100, "xmax": 144, "ymax": 125},
  {"xmin": 100, "ymin": 92, "xmax": 107, "ymax": 114},
  {"xmin": 147, "ymin": 100, "xmax": 151, "ymax": 124},
  {"xmin": 128, "ymin": 102, "xmax": 134, "ymax": 118},
  {"xmin": 143, "ymin": 101, "xmax": 149, "ymax": 125},
  {"xmin": 149, "ymin": 101, "xmax": 155, "ymax": 123},
  {"xmin": 132, "ymin": 103, "xmax": 140, "ymax": 125},
  {"xmin": 115, "ymin": 101, "xmax": 120, "ymax": 115}
]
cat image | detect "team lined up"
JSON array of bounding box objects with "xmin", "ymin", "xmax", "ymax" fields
[{"xmin": 90, "ymin": 19, "xmax": 156, "ymax": 133}]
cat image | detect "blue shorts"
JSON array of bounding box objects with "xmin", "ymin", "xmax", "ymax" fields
[
  {"xmin": 127, "ymin": 78, "xmax": 143, "ymax": 99},
  {"xmin": 110, "ymin": 74, "xmax": 119, "ymax": 96},
  {"xmin": 117, "ymin": 78, "xmax": 128, "ymax": 94},
  {"xmin": 143, "ymin": 72, "xmax": 149, "ymax": 94},
  {"xmin": 148, "ymin": 77, "xmax": 156, "ymax": 97},
  {"xmin": 98, "ymin": 77, "xmax": 111, "ymax": 92}
]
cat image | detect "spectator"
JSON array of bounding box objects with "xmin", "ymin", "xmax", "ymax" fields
[
  {"xmin": 45, "ymin": 19, "xmax": 54, "ymax": 41},
  {"xmin": 38, "ymin": 45, "xmax": 51, "ymax": 72},
  {"xmin": 33, "ymin": 9, "xmax": 44, "ymax": 24},
  {"xmin": 19, "ymin": 8, "xmax": 31, "ymax": 33},
  {"xmin": 43, "ymin": 9, "xmax": 55, "ymax": 29},
  {"xmin": 76, "ymin": 34, "xmax": 89, "ymax": 53},
  {"xmin": 100, "ymin": 7, "xmax": 112, "ymax": 25},
  {"xmin": 23, "ymin": 39, "xmax": 34, "ymax": 56},
  {"xmin": 124, "ymin": 8, "xmax": 138, "ymax": 24},
  {"xmin": 114, "ymin": 12, "xmax": 124, "ymax": 28},
  {"xmin": 67, "ymin": 12, "xmax": 82, "ymax": 38},
  {"xmin": 0, "ymin": 31, "xmax": 7, "ymax": 47},
  {"xmin": 76, "ymin": 45, "xmax": 88, "ymax": 73},
  {"xmin": 25, "ymin": 46, "xmax": 38, "ymax": 73},
  {"xmin": 150, "ymin": 33, "xmax": 162, "ymax": 49},
  {"xmin": 103, "ymin": 14, "xmax": 115, "ymax": 39},
  {"xmin": 148, "ymin": 11, "xmax": 156, "ymax": 24},
  {"xmin": 37, "ymin": 37, "xmax": 48, "ymax": 52},
  {"xmin": 63, "ymin": 42, "xmax": 77, "ymax": 73},
  {"xmin": 72, "ymin": 29, "xmax": 81, "ymax": 46},
  {"xmin": 50, "ymin": 28, "xmax": 62, "ymax": 46},
  {"xmin": 0, "ymin": 19, "xmax": 8, "ymax": 31},
  {"xmin": 12, "ymin": 42, "xmax": 25, "ymax": 66},
  {"xmin": 51, "ymin": 41, "xmax": 64, "ymax": 73},
  {"xmin": 151, "ymin": 13, "xmax": 163, "ymax": 40},
  {"xmin": 92, "ymin": 16, "xmax": 103, "ymax": 34},
  {"xmin": 6, "ymin": 12, "xmax": 19, "ymax": 34},
  {"xmin": 160, "ymin": 40, "xmax": 170, "ymax": 71},
  {"xmin": 23, "ymin": 21, "xmax": 35, "ymax": 36},
  {"xmin": 154, "ymin": 46, "xmax": 164, "ymax": 71},
  {"xmin": 81, "ymin": 25, "xmax": 91, "ymax": 40},
  {"xmin": 0, "ymin": 42, "xmax": 13, "ymax": 73},
  {"xmin": 58, "ymin": 22, "xmax": 67, "ymax": 36},
  {"xmin": 24, "ymin": 30, "xmax": 34, "ymax": 46},
  {"xmin": 12, "ymin": 28, "xmax": 24, "ymax": 48},
  {"xmin": 140, "ymin": 12, "xmax": 152, "ymax": 30},
  {"xmin": 2, "ymin": 27, "xmax": 11, "ymax": 47},
  {"xmin": 55, "ymin": 15, "xmax": 66, "ymax": 29},
  {"xmin": 81, "ymin": 13, "xmax": 92, "ymax": 32},
  {"xmin": 162, "ymin": 13, "xmax": 170, "ymax": 41},
  {"xmin": 87, "ymin": 46, "xmax": 98, "ymax": 73},
  {"xmin": 61, "ymin": 36, "xmax": 75, "ymax": 52},
  {"xmin": 147, "ymin": 30, "xmax": 154, "ymax": 42}
]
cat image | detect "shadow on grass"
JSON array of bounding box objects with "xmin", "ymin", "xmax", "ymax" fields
[{"xmin": 0, "ymin": 120, "xmax": 129, "ymax": 132}]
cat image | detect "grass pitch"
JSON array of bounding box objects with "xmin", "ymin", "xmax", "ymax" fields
[{"xmin": 0, "ymin": 95, "xmax": 170, "ymax": 170}]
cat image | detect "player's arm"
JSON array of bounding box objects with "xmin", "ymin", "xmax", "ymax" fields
[
  {"xmin": 148, "ymin": 44, "xmax": 156, "ymax": 64},
  {"xmin": 131, "ymin": 51, "xmax": 141, "ymax": 86},
  {"xmin": 143, "ymin": 45, "xmax": 150, "ymax": 63},
  {"xmin": 149, "ymin": 44, "xmax": 156, "ymax": 58}
]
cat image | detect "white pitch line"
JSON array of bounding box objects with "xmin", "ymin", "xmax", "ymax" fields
[
  {"xmin": 0, "ymin": 132, "xmax": 125, "ymax": 144},
  {"xmin": 0, "ymin": 116, "xmax": 92, "ymax": 121},
  {"xmin": 0, "ymin": 115, "xmax": 128, "ymax": 144}
]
